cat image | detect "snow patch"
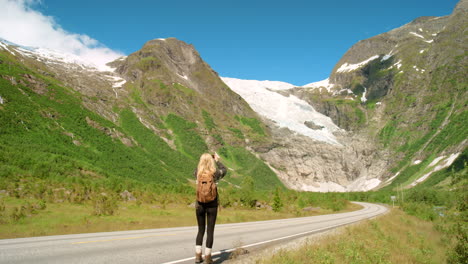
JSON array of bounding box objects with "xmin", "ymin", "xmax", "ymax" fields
[
  {"xmin": 222, "ymin": 77, "xmax": 341, "ymax": 145},
  {"xmin": 105, "ymin": 75, "xmax": 127, "ymax": 88},
  {"xmin": 360, "ymin": 87, "xmax": 367, "ymax": 103},
  {"xmin": 409, "ymin": 32, "xmax": 434, "ymax": 44},
  {"xmin": 420, "ymin": 50, "xmax": 425, "ymax": 54},
  {"xmin": 0, "ymin": 39, "xmax": 116, "ymax": 72},
  {"xmin": 418, "ymin": 28, "xmax": 423, "ymax": 32},
  {"xmin": 429, "ymin": 156, "xmax": 446, "ymax": 167},
  {"xmin": 391, "ymin": 60, "xmax": 402, "ymax": 70},
  {"xmin": 0, "ymin": 95, "xmax": 4, "ymax": 104},
  {"xmin": 177, "ymin": 73, "xmax": 189, "ymax": 80},
  {"xmin": 0, "ymin": 41, "xmax": 15, "ymax": 55},
  {"xmin": 300, "ymin": 178, "xmax": 381, "ymax": 192},
  {"xmin": 411, "ymin": 153, "xmax": 461, "ymax": 187},
  {"xmin": 412, "ymin": 65, "xmax": 425, "ymax": 73},
  {"xmin": 385, "ymin": 172, "xmax": 400, "ymax": 183},
  {"xmin": 381, "ymin": 55, "xmax": 392, "ymax": 61},
  {"xmin": 347, "ymin": 178, "xmax": 382, "ymax": 192},
  {"xmin": 302, "ymin": 78, "xmax": 335, "ymax": 92},
  {"xmin": 227, "ymin": 79, "xmax": 297, "ymax": 91},
  {"xmin": 413, "ymin": 160, "xmax": 422, "ymax": 165},
  {"xmin": 410, "ymin": 32, "xmax": 425, "ymax": 39},
  {"xmin": 113, "ymin": 79, "xmax": 126, "ymax": 88},
  {"xmin": 376, "ymin": 102, "xmax": 382, "ymax": 105},
  {"xmin": 336, "ymin": 55, "xmax": 379, "ymax": 73},
  {"xmin": 435, "ymin": 153, "xmax": 459, "ymax": 171},
  {"xmin": 300, "ymin": 181, "xmax": 346, "ymax": 192}
]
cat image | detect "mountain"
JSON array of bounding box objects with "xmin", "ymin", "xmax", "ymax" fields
[
  {"xmin": 0, "ymin": 1, "xmax": 466, "ymax": 194},
  {"xmin": 0, "ymin": 37, "xmax": 283, "ymax": 192},
  {"xmin": 229, "ymin": 0, "xmax": 466, "ymax": 192},
  {"xmin": 220, "ymin": 79, "xmax": 391, "ymax": 192}
]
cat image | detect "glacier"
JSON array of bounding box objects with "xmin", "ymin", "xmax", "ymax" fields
[{"xmin": 222, "ymin": 77, "xmax": 342, "ymax": 145}]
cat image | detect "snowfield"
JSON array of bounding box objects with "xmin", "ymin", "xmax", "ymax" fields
[
  {"xmin": 302, "ymin": 78, "xmax": 335, "ymax": 92},
  {"xmin": 298, "ymin": 177, "xmax": 381, "ymax": 192},
  {"xmin": 336, "ymin": 55, "xmax": 379, "ymax": 73},
  {"xmin": 222, "ymin": 77, "xmax": 342, "ymax": 145},
  {"xmin": 0, "ymin": 39, "xmax": 116, "ymax": 72}
]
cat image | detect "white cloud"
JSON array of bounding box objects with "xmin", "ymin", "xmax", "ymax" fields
[{"xmin": 0, "ymin": 0, "xmax": 123, "ymax": 70}]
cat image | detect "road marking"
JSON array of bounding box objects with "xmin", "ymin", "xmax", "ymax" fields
[
  {"xmin": 71, "ymin": 233, "xmax": 177, "ymax": 244},
  {"xmin": 162, "ymin": 204, "xmax": 387, "ymax": 264}
]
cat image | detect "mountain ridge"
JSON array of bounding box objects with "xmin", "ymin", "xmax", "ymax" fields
[{"xmin": 0, "ymin": 0, "xmax": 466, "ymax": 193}]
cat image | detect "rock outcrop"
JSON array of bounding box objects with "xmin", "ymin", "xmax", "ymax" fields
[{"xmin": 256, "ymin": 121, "xmax": 391, "ymax": 192}]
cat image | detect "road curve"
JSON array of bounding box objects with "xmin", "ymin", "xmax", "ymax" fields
[{"xmin": 0, "ymin": 202, "xmax": 387, "ymax": 264}]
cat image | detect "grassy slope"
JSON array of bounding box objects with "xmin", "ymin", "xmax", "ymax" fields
[{"xmin": 0, "ymin": 49, "xmax": 282, "ymax": 191}]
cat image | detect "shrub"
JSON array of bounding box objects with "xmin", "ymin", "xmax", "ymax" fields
[
  {"xmin": 91, "ymin": 193, "xmax": 118, "ymax": 216},
  {"xmin": 448, "ymin": 222, "xmax": 468, "ymax": 264},
  {"xmin": 272, "ymin": 188, "xmax": 283, "ymax": 212},
  {"xmin": 401, "ymin": 202, "xmax": 438, "ymax": 221},
  {"xmin": 240, "ymin": 176, "xmax": 256, "ymax": 208}
]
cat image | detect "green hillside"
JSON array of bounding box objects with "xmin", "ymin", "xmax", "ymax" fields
[{"xmin": 0, "ymin": 49, "xmax": 283, "ymax": 197}]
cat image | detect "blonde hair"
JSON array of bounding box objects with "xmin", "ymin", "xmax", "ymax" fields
[{"xmin": 197, "ymin": 153, "xmax": 216, "ymax": 178}]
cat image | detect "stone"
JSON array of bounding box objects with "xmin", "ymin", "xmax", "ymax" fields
[
  {"xmin": 304, "ymin": 121, "xmax": 324, "ymax": 130},
  {"xmin": 120, "ymin": 190, "xmax": 136, "ymax": 201}
]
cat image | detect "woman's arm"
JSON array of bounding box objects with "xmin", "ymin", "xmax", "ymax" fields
[{"xmin": 214, "ymin": 161, "xmax": 227, "ymax": 181}]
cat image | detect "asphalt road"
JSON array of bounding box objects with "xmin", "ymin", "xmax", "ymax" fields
[{"xmin": 0, "ymin": 202, "xmax": 387, "ymax": 264}]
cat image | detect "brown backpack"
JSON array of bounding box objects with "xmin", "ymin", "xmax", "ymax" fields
[{"xmin": 197, "ymin": 171, "xmax": 217, "ymax": 203}]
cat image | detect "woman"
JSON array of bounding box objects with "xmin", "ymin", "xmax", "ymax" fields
[{"xmin": 194, "ymin": 152, "xmax": 227, "ymax": 264}]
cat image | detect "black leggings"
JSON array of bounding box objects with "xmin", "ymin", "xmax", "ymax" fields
[{"xmin": 195, "ymin": 203, "xmax": 218, "ymax": 248}]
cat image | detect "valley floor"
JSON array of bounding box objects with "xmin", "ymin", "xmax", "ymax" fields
[{"xmin": 0, "ymin": 197, "xmax": 361, "ymax": 239}]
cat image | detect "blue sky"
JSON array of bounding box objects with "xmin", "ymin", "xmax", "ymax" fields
[{"xmin": 1, "ymin": 0, "xmax": 459, "ymax": 85}]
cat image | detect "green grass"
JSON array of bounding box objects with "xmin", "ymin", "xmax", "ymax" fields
[
  {"xmin": 0, "ymin": 191, "xmax": 361, "ymax": 239},
  {"xmin": 257, "ymin": 209, "xmax": 447, "ymax": 264},
  {"xmin": 235, "ymin": 115, "xmax": 266, "ymax": 136},
  {"xmin": 202, "ymin": 109, "xmax": 215, "ymax": 131},
  {"xmin": 218, "ymin": 146, "xmax": 283, "ymax": 190},
  {"xmin": 0, "ymin": 50, "xmax": 286, "ymax": 192},
  {"xmin": 164, "ymin": 113, "xmax": 208, "ymax": 160}
]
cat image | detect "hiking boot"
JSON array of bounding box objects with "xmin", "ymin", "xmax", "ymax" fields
[
  {"xmin": 195, "ymin": 252, "xmax": 203, "ymax": 263},
  {"xmin": 204, "ymin": 254, "xmax": 213, "ymax": 264}
]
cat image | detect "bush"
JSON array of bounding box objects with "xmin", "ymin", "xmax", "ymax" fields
[
  {"xmin": 240, "ymin": 176, "xmax": 256, "ymax": 208},
  {"xmin": 448, "ymin": 222, "xmax": 468, "ymax": 264},
  {"xmin": 401, "ymin": 202, "xmax": 438, "ymax": 221},
  {"xmin": 272, "ymin": 188, "xmax": 283, "ymax": 212},
  {"xmin": 91, "ymin": 193, "xmax": 118, "ymax": 216}
]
